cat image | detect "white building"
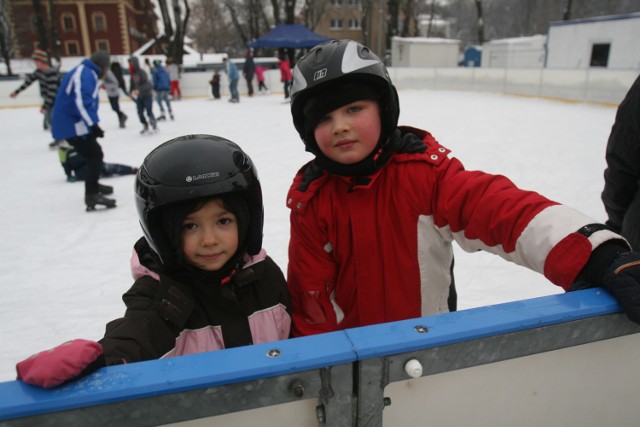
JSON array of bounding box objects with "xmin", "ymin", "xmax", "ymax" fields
[
  {"xmin": 546, "ymin": 12, "xmax": 640, "ymax": 70},
  {"xmin": 481, "ymin": 35, "xmax": 547, "ymax": 69},
  {"xmin": 391, "ymin": 37, "xmax": 460, "ymax": 68}
]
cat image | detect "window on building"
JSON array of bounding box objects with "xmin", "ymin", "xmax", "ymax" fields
[
  {"xmin": 590, "ymin": 43, "xmax": 610, "ymax": 67},
  {"xmin": 330, "ymin": 19, "xmax": 343, "ymax": 30},
  {"xmin": 93, "ymin": 13, "xmax": 107, "ymax": 32},
  {"xmin": 348, "ymin": 0, "xmax": 361, "ymax": 6},
  {"xmin": 330, "ymin": 0, "xmax": 343, "ymax": 5},
  {"xmin": 61, "ymin": 13, "xmax": 76, "ymax": 32},
  {"xmin": 348, "ymin": 18, "xmax": 361, "ymax": 29},
  {"xmin": 96, "ymin": 40, "xmax": 110, "ymax": 52},
  {"xmin": 65, "ymin": 41, "xmax": 80, "ymax": 56}
]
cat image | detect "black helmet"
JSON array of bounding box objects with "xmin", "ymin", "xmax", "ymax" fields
[
  {"xmin": 290, "ymin": 39, "xmax": 400, "ymax": 154},
  {"xmin": 135, "ymin": 135, "xmax": 263, "ymax": 266}
]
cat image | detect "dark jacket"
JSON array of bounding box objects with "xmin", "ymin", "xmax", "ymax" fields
[
  {"xmin": 99, "ymin": 238, "xmax": 291, "ymax": 365},
  {"xmin": 128, "ymin": 56, "xmax": 153, "ymax": 98},
  {"xmin": 13, "ymin": 67, "xmax": 60, "ymax": 110},
  {"xmin": 602, "ymin": 74, "xmax": 640, "ymax": 250},
  {"xmin": 243, "ymin": 55, "xmax": 256, "ymax": 79}
]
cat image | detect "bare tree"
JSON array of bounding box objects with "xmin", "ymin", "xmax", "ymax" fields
[
  {"xmin": 284, "ymin": 0, "xmax": 296, "ymax": 23},
  {"xmin": 303, "ymin": 0, "xmax": 329, "ymax": 30},
  {"xmin": 474, "ymin": 0, "xmax": 485, "ymax": 44},
  {"xmin": 0, "ymin": 0, "xmax": 13, "ymax": 75},
  {"xmin": 189, "ymin": 1, "xmax": 242, "ymax": 53},
  {"xmin": 32, "ymin": 0, "xmax": 49, "ymax": 55},
  {"xmin": 230, "ymin": 0, "xmax": 272, "ymax": 44},
  {"xmin": 563, "ymin": 0, "xmax": 573, "ymax": 20},
  {"xmin": 157, "ymin": 0, "xmax": 191, "ymax": 64},
  {"xmin": 48, "ymin": 0, "xmax": 59, "ymax": 62}
]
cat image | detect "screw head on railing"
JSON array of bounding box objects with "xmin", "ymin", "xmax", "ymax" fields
[
  {"xmin": 266, "ymin": 348, "xmax": 281, "ymax": 358},
  {"xmin": 292, "ymin": 383, "xmax": 305, "ymax": 398},
  {"xmin": 414, "ymin": 325, "xmax": 429, "ymax": 333}
]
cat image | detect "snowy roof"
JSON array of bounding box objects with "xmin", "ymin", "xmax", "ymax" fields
[
  {"xmin": 392, "ymin": 36, "xmax": 460, "ymax": 45},
  {"xmin": 484, "ymin": 35, "xmax": 546, "ymax": 46}
]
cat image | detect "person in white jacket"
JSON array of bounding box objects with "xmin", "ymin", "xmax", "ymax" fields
[{"xmin": 102, "ymin": 62, "xmax": 128, "ymax": 128}]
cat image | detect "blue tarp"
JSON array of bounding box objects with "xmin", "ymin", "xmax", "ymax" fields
[{"xmin": 248, "ymin": 24, "xmax": 333, "ymax": 49}]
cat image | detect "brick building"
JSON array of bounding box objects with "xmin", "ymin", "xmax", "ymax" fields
[{"xmin": 6, "ymin": 0, "xmax": 159, "ymax": 59}]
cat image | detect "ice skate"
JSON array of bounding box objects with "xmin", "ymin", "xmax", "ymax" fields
[
  {"xmin": 119, "ymin": 113, "xmax": 128, "ymax": 128},
  {"xmin": 98, "ymin": 184, "xmax": 113, "ymax": 195},
  {"xmin": 85, "ymin": 193, "xmax": 116, "ymax": 211},
  {"xmin": 140, "ymin": 124, "xmax": 149, "ymax": 134},
  {"xmin": 157, "ymin": 114, "xmax": 166, "ymax": 121},
  {"xmin": 169, "ymin": 112, "xmax": 174, "ymax": 120}
]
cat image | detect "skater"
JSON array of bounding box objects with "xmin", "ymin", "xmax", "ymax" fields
[
  {"xmin": 286, "ymin": 39, "xmax": 640, "ymax": 337},
  {"xmin": 224, "ymin": 57, "xmax": 240, "ymax": 103},
  {"xmin": 128, "ymin": 56, "xmax": 157, "ymax": 134},
  {"xmin": 602, "ymin": 74, "xmax": 640, "ymax": 251},
  {"xmin": 255, "ymin": 64, "xmax": 269, "ymax": 95},
  {"xmin": 278, "ymin": 52, "xmax": 292, "ymax": 99},
  {"xmin": 209, "ymin": 69, "xmax": 221, "ymax": 99},
  {"xmin": 10, "ymin": 48, "xmax": 62, "ymax": 148},
  {"xmin": 16, "ymin": 135, "xmax": 292, "ymax": 388},
  {"xmin": 166, "ymin": 58, "xmax": 182, "ymax": 100},
  {"xmin": 242, "ymin": 49, "xmax": 255, "ymax": 97},
  {"xmin": 151, "ymin": 59, "xmax": 174, "ymax": 120},
  {"xmin": 58, "ymin": 141, "xmax": 137, "ymax": 182},
  {"xmin": 51, "ymin": 50, "xmax": 115, "ymax": 211},
  {"xmin": 102, "ymin": 62, "xmax": 128, "ymax": 128}
]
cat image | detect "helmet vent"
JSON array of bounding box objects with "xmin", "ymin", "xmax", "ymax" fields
[{"xmin": 233, "ymin": 151, "xmax": 251, "ymax": 171}]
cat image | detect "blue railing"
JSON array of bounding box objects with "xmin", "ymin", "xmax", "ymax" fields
[{"xmin": 1, "ymin": 288, "xmax": 638, "ymax": 426}]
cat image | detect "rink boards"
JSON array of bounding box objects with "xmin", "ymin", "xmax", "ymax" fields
[{"xmin": 1, "ymin": 288, "xmax": 639, "ymax": 426}]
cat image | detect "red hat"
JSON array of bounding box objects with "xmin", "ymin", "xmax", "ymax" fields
[{"xmin": 31, "ymin": 49, "xmax": 48, "ymax": 63}]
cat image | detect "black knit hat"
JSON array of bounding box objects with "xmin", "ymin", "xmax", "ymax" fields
[{"xmin": 302, "ymin": 82, "xmax": 381, "ymax": 144}]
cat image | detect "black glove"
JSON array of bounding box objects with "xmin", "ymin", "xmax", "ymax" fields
[
  {"xmin": 601, "ymin": 252, "xmax": 640, "ymax": 324},
  {"xmin": 91, "ymin": 124, "xmax": 105, "ymax": 138}
]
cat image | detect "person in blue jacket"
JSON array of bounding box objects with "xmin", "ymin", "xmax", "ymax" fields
[
  {"xmin": 223, "ymin": 57, "xmax": 240, "ymax": 103},
  {"xmin": 51, "ymin": 50, "xmax": 115, "ymax": 211},
  {"xmin": 151, "ymin": 59, "xmax": 174, "ymax": 120}
]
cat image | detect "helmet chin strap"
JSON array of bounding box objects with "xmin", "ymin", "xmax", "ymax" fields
[{"xmin": 312, "ymin": 129, "xmax": 400, "ymax": 177}]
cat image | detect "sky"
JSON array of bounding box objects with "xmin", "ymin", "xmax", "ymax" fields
[{"xmin": 0, "ymin": 87, "xmax": 618, "ymax": 383}]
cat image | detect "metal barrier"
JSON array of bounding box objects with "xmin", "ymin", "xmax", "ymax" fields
[{"xmin": 1, "ymin": 288, "xmax": 639, "ymax": 426}]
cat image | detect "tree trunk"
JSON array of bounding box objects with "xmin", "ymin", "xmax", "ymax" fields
[
  {"xmin": 0, "ymin": 0, "xmax": 14, "ymax": 75},
  {"xmin": 474, "ymin": 0, "xmax": 485, "ymax": 44},
  {"xmin": 563, "ymin": 0, "xmax": 573, "ymax": 20},
  {"xmin": 48, "ymin": 0, "xmax": 59, "ymax": 62},
  {"xmin": 32, "ymin": 0, "xmax": 49, "ymax": 55}
]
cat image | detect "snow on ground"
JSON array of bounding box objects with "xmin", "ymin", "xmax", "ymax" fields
[{"xmin": 0, "ymin": 89, "xmax": 616, "ymax": 382}]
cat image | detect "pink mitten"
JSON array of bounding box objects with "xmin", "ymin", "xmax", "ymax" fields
[{"xmin": 16, "ymin": 339, "xmax": 104, "ymax": 388}]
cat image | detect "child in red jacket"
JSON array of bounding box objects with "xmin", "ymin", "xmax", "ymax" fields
[{"xmin": 286, "ymin": 39, "xmax": 640, "ymax": 337}]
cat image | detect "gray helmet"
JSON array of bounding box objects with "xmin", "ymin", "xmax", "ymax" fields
[
  {"xmin": 135, "ymin": 135, "xmax": 263, "ymax": 265},
  {"xmin": 290, "ymin": 39, "xmax": 399, "ymax": 153}
]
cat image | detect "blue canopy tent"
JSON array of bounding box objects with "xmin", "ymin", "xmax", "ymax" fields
[{"xmin": 248, "ymin": 24, "xmax": 333, "ymax": 49}]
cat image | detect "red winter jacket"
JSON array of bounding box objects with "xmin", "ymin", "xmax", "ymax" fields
[{"xmin": 286, "ymin": 127, "xmax": 622, "ymax": 337}]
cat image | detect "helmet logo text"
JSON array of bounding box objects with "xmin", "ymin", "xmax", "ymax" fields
[
  {"xmin": 186, "ymin": 172, "xmax": 220, "ymax": 183},
  {"xmin": 313, "ymin": 68, "xmax": 327, "ymax": 81}
]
